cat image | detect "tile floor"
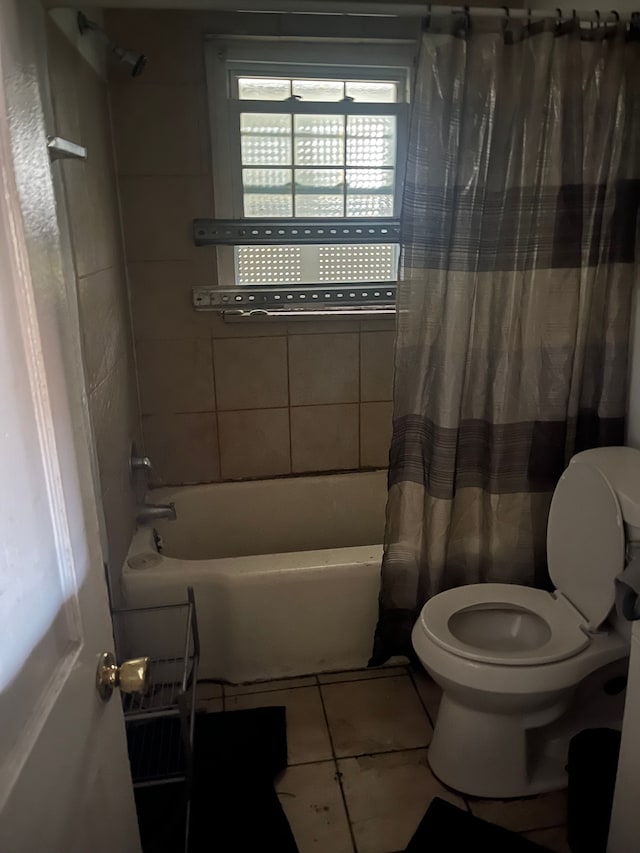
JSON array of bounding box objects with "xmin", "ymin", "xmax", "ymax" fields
[{"xmin": 196, "ymin": 666, "xmax": 570, "ymax": 853}]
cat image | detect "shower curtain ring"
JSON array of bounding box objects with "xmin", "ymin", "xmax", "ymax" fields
[
  {"xmin": 612, "ymin": 10, "xmax": 620, "ymax": 21},
  {"xmin": 527, "ymin": 7, "xmax": 532, "ymax": 27},
  {"xmin": 464, "ymin": 4, "xmax": 471, "ymax": 29},
  {"xmin": 556, "ymin": 7, "xmax": 563, "ymax": 26},
  {"xmin": 595, "ymin": 9, "xmax": 601, "ymax": 27}
]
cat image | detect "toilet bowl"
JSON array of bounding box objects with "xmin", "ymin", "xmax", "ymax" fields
[{"xmin": 412, "ymin": 447, "xmax": 640, "ymax": 798}]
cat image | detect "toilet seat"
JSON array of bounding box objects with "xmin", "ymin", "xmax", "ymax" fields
[
  {"xmin": 417, "ymin": 451, "xmax": 628, "ymax": 669},
  {"xmin": 418, "ymin": 583, "xmax": 591, "ymax": 666}
]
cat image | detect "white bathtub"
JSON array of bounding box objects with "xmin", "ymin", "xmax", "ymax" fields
[{"xmin": 121, "ymin": 470, "xmax": 388, "ymax": 683}]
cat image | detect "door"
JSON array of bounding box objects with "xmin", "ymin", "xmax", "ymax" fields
[{"xmin": 0, "ymin": 1, "xmax": 141, "ymax": 851}]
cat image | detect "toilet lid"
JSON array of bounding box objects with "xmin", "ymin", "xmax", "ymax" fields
[{"xmin": 547, "ymin": 458, "xmax": 624, "ymax": 629}]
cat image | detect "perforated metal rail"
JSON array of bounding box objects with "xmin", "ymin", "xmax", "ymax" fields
[
  {"xmin": 192, "ymin": 283, "xmax": 397, "ymax": 314},
  {"xmin": 192, "ymin": 217, "xmax": 401, "ymax": 246}
]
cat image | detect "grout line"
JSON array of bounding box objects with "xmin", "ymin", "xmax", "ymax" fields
[
  {"xmin": 223, "ymin": 682, "xmax": 317, "ymax": 697},
  {"xmin": 357, "ymin": 330, "xmax": 362, "ymax": 466},
  {"xmin": 316, "ymin": 683, "xmax": 359, "ymax": 853},
  {"xmin": 332, "ymin": 743, "xmax": 431, "ymax": 762},
  {"xmin": 407, "ymin": 667, "xmax": 438, "ymax": 730},
  {"xmin": 285, "ymin": 333, "xmax": 294, "ymax": 474},
  {"xmin": 282, "ymin": 756, "xmax": 336, "ymax": 769},
  {"xmin": 519, "ymin": 822, "xmax": 568, "ymax": 834},
  {"xmin": 222, "ymin": 669, "xmax": 408, "ymax": 697},
  {"xmin": 210, "ymin": 334, "xmax": 223, "ymax": 480}
]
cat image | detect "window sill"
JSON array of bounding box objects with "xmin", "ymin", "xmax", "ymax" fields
[{"xmin": 220, "ymin": 307, "xmax": 396, "ymax": 324}]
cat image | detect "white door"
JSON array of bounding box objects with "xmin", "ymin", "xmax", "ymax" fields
[{"xmin": 0, "ymin": 1, "xmax": 141, "ymax": 851}]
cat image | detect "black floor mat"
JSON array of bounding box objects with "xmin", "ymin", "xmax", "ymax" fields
[
  {"xmin": 405, "ymin": 798, "xmax": 556, "ymax": 852},
  {"xmin": 133, "ymin": 708, "xmax": 298, "ymax": 853}
]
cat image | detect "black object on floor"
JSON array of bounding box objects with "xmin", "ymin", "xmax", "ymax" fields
[
  {"xmin": 133, "ymin": 708, "xmax": 298, "ymax": 853},
  {"xmin": 567, "ymin": 728, "xmax": 622, "ymax": 853},
  {"xmin": 405, "ymin": 797, "xmax": 555, "ymax": 852}
]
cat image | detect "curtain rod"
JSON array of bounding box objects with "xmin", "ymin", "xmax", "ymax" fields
[
  {"xmin": 40, "ymin": 0, "xmax": 639, "ymax": 19},
  {"xmin": 417, "ymin": 5, "xmax": 634, "ymax": 21}
]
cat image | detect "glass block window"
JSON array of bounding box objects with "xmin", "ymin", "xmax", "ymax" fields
[
  {"xmin": 236, "ymin": 243, "xmax": 399, "ymax": 285},
  {"xmin": 220, "ymin": 65, "xmax": 408, "ymax": 289}
]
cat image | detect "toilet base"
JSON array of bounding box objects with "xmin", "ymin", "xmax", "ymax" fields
[
  {"xmin": 428, "ymin": 694, "xmax": 569, "ymax": 798},
  {"xmin": 427, "ymin": 658, "xmax": 628, "ymax": 798}
]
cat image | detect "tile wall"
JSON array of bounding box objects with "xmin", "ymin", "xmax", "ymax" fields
[
  {"xmin": 46, "ymin": 18, "xmax": 141, "ymax": 594},
  {"xmin": 105, "ymin": 10, "xmax": 400, "ymax": 485}
]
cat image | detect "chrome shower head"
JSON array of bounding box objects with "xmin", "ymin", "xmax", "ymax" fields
[
  {"xmin": 112, "ymin": 46, "xmax": 148, "ymax": 78},
  {"xmin": 77, "ymin": 12, "xmax": 147, "ymax": 78}
]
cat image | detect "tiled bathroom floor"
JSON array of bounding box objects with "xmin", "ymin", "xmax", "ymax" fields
[{"xmin": 196, "ymin": 666, "xmax": 570, "ymax": 853}]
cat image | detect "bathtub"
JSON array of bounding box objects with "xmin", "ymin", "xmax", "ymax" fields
[{"xmin": 121, "ymin": 470, "xmax": 388, "ymax": 683}]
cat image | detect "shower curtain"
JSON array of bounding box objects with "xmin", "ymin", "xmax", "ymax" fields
[{"xmin": 371, "ymin": 14, "xmax": 640, "ymax": 664}]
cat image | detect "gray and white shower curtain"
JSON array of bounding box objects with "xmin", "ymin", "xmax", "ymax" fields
[{"xmin": 371, "ymin": 15, "xmax": 640, "ymax": 663}]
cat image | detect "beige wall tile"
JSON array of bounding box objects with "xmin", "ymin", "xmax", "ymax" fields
[
  {"xmin": 119, "ymin": 175, "xmax": 214, "ymax": 261},
  {"xmin": 361, "ymin": 331, "xmax": 395, "ymax": 402},
  {"xmin": 360, "ymin": 402, "xmax": 393, "ymax": 468},
  {"xmin": 46, "ymin": 21, "xmax": 82, "ymax": 142},
  {"xmin": 212, "ymin": 315, "xmax": 288, "ymax": 338},
  {"xmin": 143, "ymin": 412, "xmax": 219, "ymax": 484},
  {"xmin": 63, "ymin": 161, "xmax": 123, "ymax": 277},
  {"xmin": 101, "ymin": 467, "xmax": 137, "ymax": 606},
  {"xmin": 48, "ymin": 19, "xmax": 142, "ymax": 596},
  {"xmin": 360, "ymin": 317, "xmax": 396, "ymax": 332},
  {"xmin": 291, "ymin": 404, "xmax": 358, "ymax": 473},
  {"xmin": 78, "ymin": 266, "xmax": 131, "ymax": 393},
  {"xmin": 111, "ymin": 83, "xmax": 209, "ymax": 176},
  {"xmin": 50, "ymin": 30, "xmax": 123, "ymax": 278},
  {"xmin": 128, "ymin": 263, "xmax": 288, "ymax": 340},
  {"xmin": 89, "ymin": 356, "xmax": 140, "ymax": 495},
  {"xmin": 214, "ymin": 336, "xmax": 288, "ymax": 410},
  {"xmin": 218, "ymin": 408, "xmax": 290, "ymax": 479},
  {"xmin": 286, "ymin": 318, "xmax": 360, "ymax": 335},
  {"xmin": 137, "ymin": 338, "xmax": 215, "ymax": 414},
  {"xmin": 104, "ymin": 10, "xmax": 206, "ymax": 84},
  {"xmin": 288, "ymin": 333, "xmax": 359, "ymax": 406},
  {"xmin": 129, "ymin": 260, "xmax": 215, "ymax": 340}
]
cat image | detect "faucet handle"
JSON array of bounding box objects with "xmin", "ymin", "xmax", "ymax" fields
[
  {"xmin": 130, "ymin": 441, "xmax": 153, "ymax": 478},
  {"xmin": 131, "ymin": 454, "xmax": 152, "ymax": 471}
]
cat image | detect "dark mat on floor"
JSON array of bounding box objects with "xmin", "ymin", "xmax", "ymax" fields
[
  {"xmin": 405, "ymin": 798, "xmax": 555, "ymax": 852},
  {"xmin": 133, "ymin": 708, "xmax": 298, "ymax": 853}
]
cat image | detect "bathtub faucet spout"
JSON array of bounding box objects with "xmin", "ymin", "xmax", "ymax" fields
[{"xmin": 136, "ymin": 502, "xmax": 177, "ymax": 525}]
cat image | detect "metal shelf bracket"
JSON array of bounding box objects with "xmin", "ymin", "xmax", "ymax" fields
[{"xmin": 193, "ymin": 217, "xmax": 401, "ymax": 246}]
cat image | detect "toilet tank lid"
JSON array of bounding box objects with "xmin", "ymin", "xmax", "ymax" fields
[{"xmin": 570, "ymin": 447, "xmax": 640, "ymax": 527}]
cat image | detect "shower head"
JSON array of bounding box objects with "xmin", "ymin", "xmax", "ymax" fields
[
  {"xmin": 77, "ymin": 12, "xmax": 147, "ymax": 78},
  {"xmin": 112, "ymin": 46, "xmax": 148, "ymax": 78}
]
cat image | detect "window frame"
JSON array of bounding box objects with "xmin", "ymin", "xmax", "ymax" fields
[{"xmin": 205, "ymin": 38, "xmax": 413, "ymax": 291}]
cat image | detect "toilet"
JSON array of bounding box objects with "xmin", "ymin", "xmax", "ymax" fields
[{"xmin": 412, "ymin": 446, "xmax": 640, "ymax": 799}]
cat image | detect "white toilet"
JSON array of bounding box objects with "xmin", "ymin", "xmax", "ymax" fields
[{"xmin": 412, "ymin": 446, "xmax": 640, "ymax": 799}]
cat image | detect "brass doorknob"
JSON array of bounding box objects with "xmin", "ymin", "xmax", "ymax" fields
[{"xmin": 96, "ymin": 651, "xmax": 151, "ymax": 701}]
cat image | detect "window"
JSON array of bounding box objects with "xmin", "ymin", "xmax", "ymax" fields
[{"xmin": 206, "ymin": 41, "xmax": 411, "ymax": 298}]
